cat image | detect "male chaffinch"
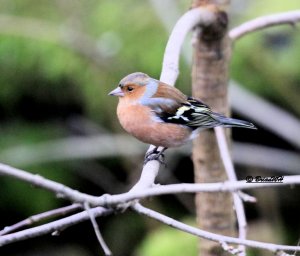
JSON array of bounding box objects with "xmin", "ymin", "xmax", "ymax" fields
[{"xmin": 109, "ymin": 72, "xmax": 255, "ymax": 161}]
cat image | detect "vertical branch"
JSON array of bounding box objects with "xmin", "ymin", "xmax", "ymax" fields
[{"xmin": 191, "ymin": 1, "xmax": 235, "ymax": 256}]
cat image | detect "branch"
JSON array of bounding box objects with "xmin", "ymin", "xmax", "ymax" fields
[
  {"xmin": 0, "ymin": 204, "xmax": 82, "ymax": 236},
  {"xmin": 215, "ymin": 127, "xmax": 247, "ymax": 255},
  {"xmin": 132, "ymin": 203, "xmax": 300, "ymax": 253},
  {"xmin": 0, "ymin": 163, "xmax": 100, "ymax": 205},
  {"xmin": 160, "ymin": 6, "xmax": 216, "ymax": 84},
  {"xmin": 230, "ymin": 10, "xmax": 300, "ymax": 40},
  {"xmin": 0, "ymin": 207, "xmax": 113, "ymax": 247},
  {"xmin": 84, "ymin": 203, "xmax": 112, "ymax": 256},
  {"xmin": 1, "ymin": 162, "xmax": 300, "ymax": 207},
  {"xmin": 1, "ymin": 161, "xmax": 300, "ymax": 252},
  {"xmin": 103, "ymin": 175, "xmax": 300, "ymax": 205}
]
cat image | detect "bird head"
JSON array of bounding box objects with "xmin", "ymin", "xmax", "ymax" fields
[{"xmin": 108, "ymin": 72, "xmax": 154, "ymax": 100}]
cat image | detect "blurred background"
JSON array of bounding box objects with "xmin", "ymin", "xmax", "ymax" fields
[{"xmin": 0, "ymin": 0, "xmax": 299, "ymax": 255}]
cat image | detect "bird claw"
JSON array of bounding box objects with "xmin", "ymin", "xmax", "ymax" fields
[{"xmin": 144, "ymin": 147, "xmax": 167, "ymax": 167}]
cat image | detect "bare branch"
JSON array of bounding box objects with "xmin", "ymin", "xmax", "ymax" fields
[
  {"xmin": 230, "ymin": 10, "xmax": 300, "ymax": 40},
  {"xmin": 84, "ymin": 203, "xmax": 112, "ymax": 256},
  {"xmin": 1, "ymin": 162, "xmax": 300, "ymax": 208},
  {"xmin": 105, "ymin": 175, "xmax": 300, "ymax": 205},
  {"xmin": 160, "ymin": 6, "xmax": 216, "ymax": 84},
  {"xmin": 0, "ymin": 207, "xmax": 113, "ymax": 247},
  {"xmin": 215, "ymin": 127, "xmax": 247, "ymax": 255},
  {"xmin": 1, "ymin": 159, "xmax": 299, "ymax": 250},
  {"xmin": 0, "ymin": 204, "xmax": 82, "ymax": 236},
  {"xmin": 0, "ymin": 163, "xmax": 99, "ymax": 205},
  {"xmin": 132, "ymin": 203, "xmax": 300, "ymax": 253}
]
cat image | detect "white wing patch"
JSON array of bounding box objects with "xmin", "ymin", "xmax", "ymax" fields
[{"xmin": 168, "ymin": 105, "xmax": 191, "ymax": 121}]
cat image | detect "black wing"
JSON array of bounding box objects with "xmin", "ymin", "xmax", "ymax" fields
[
  {"xmin": 158, "ymin": 97, "xmax": 220, "ymax": 130},
  {"xmin": 159, "ymin": 97, "xmax": 256, "ymax": 130}
]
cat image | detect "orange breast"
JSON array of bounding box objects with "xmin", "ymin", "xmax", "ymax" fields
[{"xmin": 117, "ymin": 102, "xmax": 191, "ymax": 147}]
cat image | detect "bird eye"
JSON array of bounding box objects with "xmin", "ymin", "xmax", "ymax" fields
[{"xmin": 127, "ymin": 86, "xmax": 134, "ymax": 92}]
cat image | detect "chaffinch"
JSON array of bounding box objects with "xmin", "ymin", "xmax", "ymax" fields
[{"xmin": 109, "ymin": 72, "xmax": 255, "ymax": 160}]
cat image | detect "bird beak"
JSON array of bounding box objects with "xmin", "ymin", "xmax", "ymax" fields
[{"xmin": 108, "ymin": 87, "xmax": 124, "ymax": 97}]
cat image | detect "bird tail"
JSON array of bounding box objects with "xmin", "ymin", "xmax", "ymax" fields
[{"xmin": 212, "ymin": 113, "xmax": 257, "ymax": 129}]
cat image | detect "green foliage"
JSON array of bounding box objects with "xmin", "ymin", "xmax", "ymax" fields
[{"xmin": 136, "ymin": 218, "xmax": 197, "ymax": 256}]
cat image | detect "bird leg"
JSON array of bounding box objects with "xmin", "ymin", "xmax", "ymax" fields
[{"xmin": 144, "ymin": 147, "xmax": 168, "ymax": 166}]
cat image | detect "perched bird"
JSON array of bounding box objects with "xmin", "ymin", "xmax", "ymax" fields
[{"xmin": 109, "ymin": 72, "xmax": 256, "ymax": 161}]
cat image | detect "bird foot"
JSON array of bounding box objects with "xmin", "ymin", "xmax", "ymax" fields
[{"xmin": 144, "ymin": 147, "xmax": 167, "ymax": 167}]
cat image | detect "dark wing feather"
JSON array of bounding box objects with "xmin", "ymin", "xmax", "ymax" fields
[
  {"xmin": 159, "ymin": 97, "xmax": 256, "ymax": 130},
  {"xmin": 158, "ymin": 97, "xmax": 220, "ymax": 129}
]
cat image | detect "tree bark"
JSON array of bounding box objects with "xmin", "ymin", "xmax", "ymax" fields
[{"xmin": 191, "ymin": 1, "xmax": 235, "ymax": 256}]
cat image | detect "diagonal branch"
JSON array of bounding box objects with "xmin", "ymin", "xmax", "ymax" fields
[
  {"xmin": 0, "ymin": 207, "xmax": 113, "ymax": 247},
  {"xmin": 0, "ymin": 204, "xmax": 82, "ymax": 236},
  {"xmin": 160, "ymin": 6, "xmax": 216, "ymax": 84},
  {"xmin": 132, "ymin": 203, "xmax": 300, "ymax": 253},
  {"xmin": 84, "ymin": 202, "xmax": 112, "ymax": 256},
  {"xmin": 215, "ymin": 127, "xmax": 247, "ymax": 255},
  {"xmin": 229, "ymin": 10, "xmax": 300, "ymax": 40},
  {"xmin": 0, "ymin": 163, "xmax": 99, "ymax": 204}
]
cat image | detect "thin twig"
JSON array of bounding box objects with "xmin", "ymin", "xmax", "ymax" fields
[
  {"xmin": 0, "ymin": 207, "xmax": 113, "ymax": 247},
  {"xmin": 84, "ymin": 202, "xmax": 112, "ymax": 256},
  {"xmin": 0, "ymin": 204, "xmax": 82, "ymax": 236},
  {"xmin": 132, "ymin": 203, "xmax": 300, "ymax": 253},
  {"xmin": 237, "ymin": 191, "xmax": 257, "ymax": 203},
  {"xmin": 215, "ymin": 127, "xmax": 247, "ymax": 256},
  {"xmin": 230, "ymin": 10, "xmax": 300, "ymax": 40}
]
